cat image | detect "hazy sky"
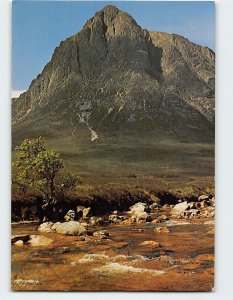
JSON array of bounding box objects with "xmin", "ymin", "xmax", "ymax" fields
[{"xmin": 12, "ymin": 1, "xmax": 215, "ymax": 92}]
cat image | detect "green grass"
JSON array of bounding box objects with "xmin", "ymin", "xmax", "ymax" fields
[{"xmin": 12, "ymin": 122, "xmax": 214, "ymax": 203}]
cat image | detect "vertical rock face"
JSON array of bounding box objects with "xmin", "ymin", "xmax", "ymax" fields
[{"xmin": 12, "ymin": 5, "xmax": 214, "ymax": 143}]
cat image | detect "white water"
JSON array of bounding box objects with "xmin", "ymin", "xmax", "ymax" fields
[{"xmin": 93, "ymin": 262, "xmax": 165, "ymax": 276}]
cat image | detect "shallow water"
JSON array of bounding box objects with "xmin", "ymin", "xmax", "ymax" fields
[{"xmin": 11, "ymin": 219, "xmax": 214, "ymax": 291}]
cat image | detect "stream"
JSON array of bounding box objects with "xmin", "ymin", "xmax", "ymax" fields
[{"xmin": 11, "ymin": 219, "xmax": 214, "ymax": 291}]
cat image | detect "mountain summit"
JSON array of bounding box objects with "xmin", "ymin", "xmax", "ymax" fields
[{"xmin": 12, "ymin": 5, "xmax": 215, "ymax": 144}]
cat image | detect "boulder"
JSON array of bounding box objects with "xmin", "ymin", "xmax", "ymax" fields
[
  {"xmin": 189, "ymin": 202, "xmax": 201, "ymax": 209},
  {"xmin": 64, "ymin": 210, "xmax": 75, "ymax": 222},
  {"xmin": 121, "ymin": 218, "xmax": 134, "ymax": 225},
  {"xmin": 38, "ymin": 222, "xmax": 54, "ymax": 233},
  {"xmin": 139, "ymin": 240, "xmax": 160, "ymax": 248},
  {"xmin": 149, "ymin": 203, "xmax": 160, "ymax": 211},
  {"xmin": 11, "ymin": 235, "xmax": 30, "ymax": 245},
  {"xmin": 136, "ymin": 211, "xmax": 149, "ymax": 222},
  {"xmin": 109, "ymin": 214, "xmax": 127, "ymax": 223},
  {"xmin": 51, "ymin": 222, "xmax": 61, "ymax": 231},
  {"xmin": 28, "ymin": 235, "xmax": 54, "ymax": 246},
  {"xmin": 52, "ymin": 221, "xmax": 86, "ymax": 236},
  {"xmin": 189, "ymin": 209, "xmax": 200, "ymax": 218},
  {"xmin": 198, "ymin": 195, "xmax": 210, "ymax": 202},
  {"xmin": 201, "ymin": 208, "xmax": 215, "ymax": 218},
  {"xmin": 154, "ymin": 226, "xmax": 170, "ymax": 233},
  {"xmin": 89, "ymin": 216, "xmax": 105, "ymax": 226},
  {"xmin": 153, "ymin": 215, "xmax": 169, "ymax": 223},
  {"xmin": 93, "ymin": 230, "xmax": 110, "ymax": 239},
  {"xmin": 200, "ymin": 200, "xmax": 211, "ymax": 208},
  {"xmin": 14, "ymin": 240, "xmax": 24, "ymax": 246},
  {"xmin": 172, "ymin": 201, "xmax": 190, "ymax": 216},
  {"xmin": 179, "ymin": 209, "xmax": 200, "ymax": 219},
  {"xmin": 129, "ymin": 202, "xmax": 149, "ymax": 215}
]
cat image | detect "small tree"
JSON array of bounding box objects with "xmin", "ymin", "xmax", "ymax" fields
[{"xmin": 12, "ymin": 137, "xmax": 82, "ymax": 206}]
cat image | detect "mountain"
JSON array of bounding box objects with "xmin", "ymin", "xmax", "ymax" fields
[{"xmin": 12, "ymin": 5, "xmax": 215, "ymax": 181}]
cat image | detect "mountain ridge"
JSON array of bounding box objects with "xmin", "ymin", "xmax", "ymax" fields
[{"xmin": 12, "ymin": 5, "xmax": 215, "ymax": 145}]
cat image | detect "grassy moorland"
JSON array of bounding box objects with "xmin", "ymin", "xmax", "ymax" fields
[{"xmin": 12, "ymin": 125, "xmax": 214, "ymax": 207}]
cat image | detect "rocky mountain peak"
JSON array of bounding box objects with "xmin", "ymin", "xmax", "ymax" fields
[{"xmin": 12, "ymin": 5, "xmax": 215, "ymax": 144}]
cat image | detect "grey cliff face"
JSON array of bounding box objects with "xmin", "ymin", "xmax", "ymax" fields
[{"xmin": 12, "ymin": 5, "xmax": 215, "ymax": 142}]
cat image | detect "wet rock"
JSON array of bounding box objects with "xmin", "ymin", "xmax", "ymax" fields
[
  {"xmin": 52, "ymin": 221, "xmax": 86, "ymax": 236},
  {"xmin": 28, "ymin": 235, "xmax": 54, "ymax": 246},
  {"xmin": 154, "ymin": 226, "xmax": 170, "ymax": 233},
  {"xmin": 149, "ymin": 203, "xmax": 160, "ymax": 211},
  {"xmin": 189, "ymin": 209, "xmax": 201, "ymax": 218},
  {"xmin": 135, "ymin": 211, "xmax": 149, "ymax": 222},
  {"xmin": 14, "ymin": 240, "xmax": 24, "ymax": 246},
  {"xmin": 121, "ymin": 218, "xmax": 134, "ymax": 225},
  {"xmin": 128, "ymin": 202, "xmax": 149, "ymax": 215},
  {"xmin": 159, "ymin": 215, "xmax": 169, "ymax": 222},
  {"xmin": 139, "ymin": 240, "xmax": 160, "ymax": 248},
  {"xmin": 172, "ymin": 201, "xmax": 190, "ymax": 216},
  {"xmin": 93, "ymin": 230, "xmax": 110, "ymax": 239},
  {"xmin": 11, "ymin": 235, "xmax": 30, "ymax": 245},
  {"xmin": 38, "ymin": 222, "xmax": 54, "ymax": 233},
  {"xmin": 152, "ymin": 215, "xmax": 169, "ymax": 223},
  {"xmin": 189, "ymin": 202, "xmax": 201, "ymax": 209},
  {"xmin": 179, "ymin": 209, "xmax": 200, "ymax": 219},
  {"xmin": 109, "ymin": 214, "xmax": 118, "ymax": 222},
  {"xmin": 200, "ymin": 200, "xmax": 211, "ymax": 208},
  {"xmin": 198, "ymin": 195, "xmax": 210, "ymax": 202},
  {"xmin": 64, "ymin": 210, "xmax": 75, "ymax": 222},
  {"xmin": 201, "ymin": 208, "xmax": 215, "ymax": 218},
  {"xmin": 89, "ymin": 216, "xmax": 105, "ymax": 226},
  {"xmin": 109, "ymin": 214, "xmax": 127, "ymax": 223}
]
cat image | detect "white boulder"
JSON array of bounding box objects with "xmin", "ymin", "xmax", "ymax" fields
[{"xmin": 52, "ymin": 221, "xmax": 86, "ymax": 236}]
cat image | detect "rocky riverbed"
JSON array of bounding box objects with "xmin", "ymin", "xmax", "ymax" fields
[{"xmin": 11, "ymin": 196, "xmax": 215, "ymax": 291}]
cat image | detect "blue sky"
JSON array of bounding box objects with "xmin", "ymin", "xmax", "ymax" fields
[{"xmin": 12, "ymin": 1, "xmax": 215, "ymax": 93}]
